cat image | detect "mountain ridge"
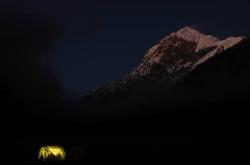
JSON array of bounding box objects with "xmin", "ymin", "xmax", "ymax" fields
[{"xmin": 81, "ymin": 27, "xmax": 245, "ymax": 102}]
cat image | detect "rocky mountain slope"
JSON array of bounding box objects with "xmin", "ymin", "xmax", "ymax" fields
[{"xmin": 82, "ymin": 27, "xmax": 245, "ymax": 102}]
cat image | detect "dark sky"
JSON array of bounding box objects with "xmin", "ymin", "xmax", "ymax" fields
[{"xmin": 1, "ymin": 0, "xmax": 250, "ymax": 100}]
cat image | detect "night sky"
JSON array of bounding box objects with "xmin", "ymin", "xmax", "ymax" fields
[{"xmin": 1, "ymin": 0, "xmax": 250, "ymax": 100}]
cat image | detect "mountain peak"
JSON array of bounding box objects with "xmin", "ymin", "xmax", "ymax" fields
[
  {"xmin": 174, "ymin": 26, "xmax": 210, "ymax": 39},
  {"xmin": 127, "ymin": 27, "xmax": 245, "ymax": 79},
  {"xmin": 170, "ymin": 27, "xmax": 219, "ymax": 52},
  {"xmin": 178, "ymin": 26, "xmax": 201, "ymax": 34},
  {"xmin": 83, "ymin": 27, "xmax": 246, "ymax": 101}
]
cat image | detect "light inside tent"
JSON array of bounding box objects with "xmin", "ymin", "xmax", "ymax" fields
[{"xmin": 38, "ymin": 146, "xmax": 66, "ymax": 161}]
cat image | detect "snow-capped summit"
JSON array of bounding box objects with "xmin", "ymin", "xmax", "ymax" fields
[
  {"xmin": 126, "ymin": 27, "xmax": 245, "ymax": 79},
  {"xmin": 170, "ymin": 26, "xmax": 245, "ymax": 52},
  {"xmin": 172, "ymin": 26, "xmax": 220, "ymax": 52}
]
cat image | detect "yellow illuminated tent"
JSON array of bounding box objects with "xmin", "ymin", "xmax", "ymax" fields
[{"xmin": 38, "ymin": 146, "xmax": 66, "ymax": 161}]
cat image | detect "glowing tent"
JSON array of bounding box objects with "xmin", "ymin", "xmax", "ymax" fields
[{"xmin": 38, "ymin": 146, "xmax": 66, "ymax": 161}]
